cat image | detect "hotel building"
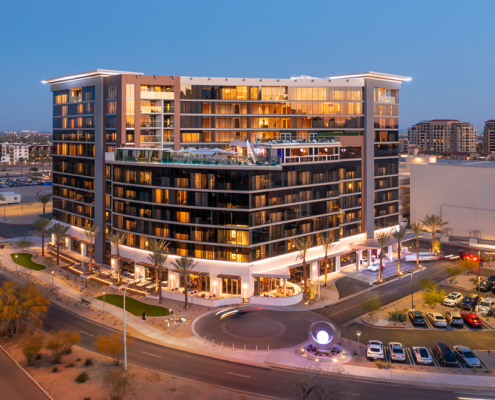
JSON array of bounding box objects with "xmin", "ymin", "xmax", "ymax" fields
[
  {"xmin": 483, "ymin": 120, "xmax": 495, "ymax": 153},
  {"xmin": 44, "ymin": 70, "xmax": 410, "ymax": 306}
]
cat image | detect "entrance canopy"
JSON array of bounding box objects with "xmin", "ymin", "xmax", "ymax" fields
[
  {"xmin": 252, "ymin": 266, "xmax": 291, "ymax": 279},
  {"xmin": 350, "ymin": 232, "xmax": 419, "ymax": 250}
]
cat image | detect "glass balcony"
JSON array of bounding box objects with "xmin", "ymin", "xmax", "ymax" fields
[
  {"xmin": 140, "ymin": 121, "xmax": 161, "ymax": 128},
  {"xmin": 163, "ymin": 106, "xmax": 174, "ymax": 113},
  {"xmin": 140, "ymin": 91, "xmax": 174, "ymax": 100},
  {"xmin": 377, "ymin": 96, "xmax": 396, "ymax": 103},
  {"xmin": 140, "ymin": 135, "xmax": 161, "ymax": 143},
  {"xmin": 140, "ymin": 106, "xmax": 162, "ymax": 114}
]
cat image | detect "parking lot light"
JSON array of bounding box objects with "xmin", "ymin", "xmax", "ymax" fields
[{"xmin": 356, "ymin": 330, "xmax": 362, "ymax": 361}]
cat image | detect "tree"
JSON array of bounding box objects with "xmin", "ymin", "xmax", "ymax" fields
[
  {"xmin": 410, "ymin": 222, "xmax": 424, "ymax": 269},
  {"xmin": 458, "ymin": 258, "xmax": 478, "ymax": 273},
  {"xmin": 375, "ymin": 231, "xmax": 392, "ymax": 283},
  {"xmin": 18, "ymin": 157, "xmax": 25, "ymax": 175},
  {"xmin": 95, "ymin": 333, "xmax": 134, "ymax": 367},
  {"xmin": 16, "ymin": 237, "xmax": 34, "ymax": 251},
  {"xmin": 36, "ymin": 194, "xmax": 52, "ymax": 216},
  {"xmin": 421, "ymin": 214, "xmax": 448, "ymax": 254},
  {"xmin": 363, "ymin": 296, "xmax": 383, "ymax": 320},
  {"xmin": 290, "ymin": 364, "xmax": 341, "ymax": 400},
  {"xmin": 418, "ymin": 277, "xmax": 436, "ymax": 293},
  {"xmin": 443, "ymin": 263, "xmax": 465, "ymax": 285},
  {"xmin": 19, "ymin": 335, "xmax": 44, "ymax": 366},
  {"xmin": 147, "ymin": 239, "xmax": 169, "ymax": 304},
  {"xmin": 107, "ymin": 231, "xmax": 128, "ymax": 284},
  {"xmin": 46, "ymin": 329, "xmax": 80, "ymax": 364},
  {"xmin": 0, "ymin": 281, "xmax": 50, "ymax": 336},
  {"xmin": 423, "ymin": 287, "xmax": 446, "ymax": 309},
  {"xmin": 294, "ymin": 236, "xmax": 313, "ymax": 293},
  {"xmin": 0, "ymin": 194, "xmax": 5, "ymax": 222},
  {"xmin": 48, "ymin": 223, "xmax": 69, "ymax": 265},
  {"xmin": 43, "ymin": 256, "xmax": 56, "ymax": 271},
  {"xmin": 103, "ymin": 368, "xmax": 135, "ymax": 400},
  {"xmin": 170, "ymin": 256, "xmax": 198, "ymax": 310},
  {"xmin": 33, "ymin": 217, "xmax": 51, "ymax": 257},
  {"xmin": 391, "ymin": 225, "xmax": 408, "ymax": 275},
  {"xmin": 317, "ymin": 232, "xmax": 334, "ymax": 287},
  {"xmin": 83, "ymin": 226, "xmax": 100, "ymax": 274}
]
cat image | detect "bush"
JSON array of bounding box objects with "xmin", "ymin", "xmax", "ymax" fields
[
  {"xmin": 84, "ymin": 358, "xmax": 93, "ymax": 366},
  {"xmin": 19, "ymin": 335, "xmax": 44, "ymax": 366},
  {"xmin": 65, "ymin": 362, "xmax": 74, "ymax": 368},
  {"xmin": 62, "ymin": 346, "xmax": 73, "ymax": 355},
  {"xmin": 76, "ymin": 372, "xmax": 88, "ymax": 383},
  {"xmin": 375, "ymin": 360, "xmax": 391, "ymax": 369},
  {"xmin": 388, "ymin": 308, "xmax": 408, "ymax": 322},
  {"xmin": 363, "ymin": 296, "xmax": 382, "ymax": 319},
  {"xmin": 35, "ymin": 353, "xmax": 42, "ymax": 360},
  {"xmin": 46, "ymin": 329, "xmax": 80, "ymax": 364},
  {"xmin": 52, "ymin": 366, "xmax": 59, "ymax": 373},
  {"xmin": 423, "ymin": 286, "xmax": 446, "ymax": 309}
]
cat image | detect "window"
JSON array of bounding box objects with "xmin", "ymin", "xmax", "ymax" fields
[
  {"xmin": 107, "ymin": 101, "xmax": 117, "ymax": 114},
  {"xmin": 126, "ymin": 99, "xmax": 134, "ymax": 113},
  {"xmin": 126, "ymin": 84, "xmax": 134, "ymax": 98},
  {"xmin": 107, "ymin": 85, "xmax": 117, "ymax": 99}
]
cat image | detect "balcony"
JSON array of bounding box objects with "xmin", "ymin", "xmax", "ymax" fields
[
  {"xmin": 140, "ymin": 135, "xmax": 161, "ymax": 143},
  {"xmin": 377, "ymin": 95, "xmax": 396, "ymax": 103},
  {"xmin": 163, "ymin": 123, "xmax": 174, "ymax": 129},
  {"xmin": 163, "ymin": 106, "xmax": 174, "ymax": 113},
  {"xmin": 140, "ymin": 91, "xmax": 174, "ymax": 100},
  {"xmin": 140, "ymin": 106, "xmax": 162, "ymax": 114},
  {"xmin": 140, "ymin": 121, "xmax": 161, "ymax": 128}
]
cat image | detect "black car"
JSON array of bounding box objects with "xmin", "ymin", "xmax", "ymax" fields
[
  {"xmin": 408, "ymin": 310, "xmax": 425, "ymax": 325},
  {"xmin": 432, "ymin": 342, "xmax": 458, "ymax": 367},
  {"xmin": 487, "ymin": 275, "xmax": 495, "ymax": 283},
  {"xmin": 477, "ymin": 280, "xmax": 494, "ymax": 292},
  {"xmin": 459, "ymin": 294, "xmax": 480, "ymax": 310}
]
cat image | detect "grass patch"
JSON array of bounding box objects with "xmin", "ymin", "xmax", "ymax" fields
[
  {"xmin": 11, "ymin": 253, "xmax": 45, "ymax": 271},
  {"xmin": 96, "ymin": 294, "xmax": 171, "ymax": 316}
]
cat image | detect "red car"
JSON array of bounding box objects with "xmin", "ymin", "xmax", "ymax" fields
[
  {"xmin": 461, "ymin": 253, "xmax": 479, "ymax": 262},
  {"xmin": 461, "ymin": 313, "xmax": 482, "ymax": 328}
]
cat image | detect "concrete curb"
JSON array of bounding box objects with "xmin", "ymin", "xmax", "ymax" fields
[
  {"xmin": 442, "ymin": 279, "xmax": 468, "ymax": 289},
  {"xmin": 0, "ymin": 344, "xmax": 55, "ymax": 400},
  {"xmin": 360, "ymin": 316, "xmax": 407, "ymax": 329}
]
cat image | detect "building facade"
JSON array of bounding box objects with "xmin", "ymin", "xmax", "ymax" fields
[
  {"xmin": 483, "ymin": 120, "xmax": 495, "ymax": 153},
  {"xmin": 0, "ymin": 143, "xmax": 30, "ymax": 164},
  {"xmin": 408, "ymin": 119, "xmax": 477, "ymax": 152},
  {"xmin": 44, "ymin": 70, "xmax": 410, "ymax": 305}
]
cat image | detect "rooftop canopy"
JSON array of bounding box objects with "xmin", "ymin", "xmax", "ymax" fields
[{"xmin": 350, "ymin": 232, "xmax": 419, "ymax": 250}]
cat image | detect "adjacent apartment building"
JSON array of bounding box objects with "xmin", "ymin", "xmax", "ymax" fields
[
  {"xmin": 483, "ymin": 120, "xmax": 495, "ymax": 153},
  {"xmin": 408, "ymin": 119, "xmax": 476, "ymax": 152},
  {"xmin": 43, "ymin": 70, "xmax": 410, "ymax": 305},
  {"xmin": 0, "ymin": 143, "xmax": 30, "ymax": 164}
]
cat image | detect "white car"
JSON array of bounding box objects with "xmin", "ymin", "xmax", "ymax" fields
[
  {"xmin": 367, "ymin": 264, "xmax": 380, "ymax": 272},
  {"xmin": 443, "ymin": 292, "xmax": 464, "ymax": 307},
  {"xmin": 412, "ymin": 346, "xmax": 433, "ymax": 365},
  {"xmin": 388, "ymin": 342, "xmax": 406, "ymax": 362},
  {"xmin": 403, "ymin": 252, "xmax": 440, "ymax": 262},
  {"xmin": 426, "ymin": 312, "xmax": 447, "ymax": 327},
  {"xmin": 367, "ymin": 340, "xmax": 384, "ymax": 360},
  {"xmin": 478, "ymin": 297, "xmax": 495, "ymax": 316},
  {"xmin": 453, "ymin": 345, "xmax": 480, "ymax": 368}
]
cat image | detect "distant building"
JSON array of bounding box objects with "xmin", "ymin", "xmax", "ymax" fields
[
  {"xmin": 399, "ymin": 137, "xmax": 408, "ymax": 152},
  {"xmin": 408, "ymin": 119, "xmax": 477, "ymax": 152},
  {"xmin": 29, "ymin": 144, "xmax": 52, "ymax": 158},
  {"xmin": 0, "ymin": 143, "xmax": 29, "ymax": 164},
  {"xmin": 483, "ymin": 120, "xmax": 495, "ymax": 153}
]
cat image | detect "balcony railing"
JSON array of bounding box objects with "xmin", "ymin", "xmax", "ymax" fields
[
  {"xmin": 377, "ymin": 95, "xmax": 396, "ymax": 103},
  {"xmin": 163, "ymin": 106, "xmax": 174, "ymax": 113},
  {"xmin": 140, "ymin": 135, "xmax": 161, "ymax": 143},
  {"xmin": 163, "ymin": 123, "xmax": 174, "ymax": 129},
  {"xmin": 140, "ymin": 91, "xmax": 174, "ymax": 100},
  {"xmin": 140, "ymin": 106, "xmax": 162, "ymax": 114},
  {"xmin": 140, "ymin": 121, "xmax": 161, "ymax": 128}
]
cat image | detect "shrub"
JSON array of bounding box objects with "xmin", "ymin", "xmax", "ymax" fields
[
  {"xmin": 103, "ymin": 369, "xmax": 135, "ymax": 400},
  {"xmin": 65, "ymin": 362, "xmax": 74, "ymax": 368},
  {"xmin": 52, "ymin": 366, "xmax": 59, "ymax": 373},
  {"xmin": 46, "ymin": 329, "xmax": 80, "ymax": 364},
  {"xmin": 388, "ymin": 308, "xmax": 408, "ymax": 322},
  {"xmin": 84, "ymin": 358, "xmax": 93, "ymax": 367},
  {"xmin": 363, "ymin": 296, "xmax": 382, "ymax": 319},
  {"xmin": 423, "ymin": 286, "xmax": 446, "ymax": 309},
  {"xmin": 94, "ymin": 333, "xmax": 134, "ymax": 366},
  {"xmin": 19, "ymin": 335, "xmax": 44, "ymax": 366},
  {"xmin": 76, "ymin": 372, "xmax": 88, "ymax": 383},
  {"xmin": 375, "ymin": 360, "xmax": 391, "ymax": 369},
  {"xmin": 35, "ymin": 353, "xmax": 42, "ymax": 360}
]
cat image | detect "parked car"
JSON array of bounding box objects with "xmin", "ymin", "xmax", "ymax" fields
[
  {"xmin": 388, "ymin": 342, "xmax": 406, "ymax": 362},
  {"xmin": 459, "ymin": 294, "xmax": 480, "ymax": 311},
  {"xmin": 408, "ymin": 310, "xmax": 425, "ymax": 325},
  {"xmin": 367, "ymin": 340, "xmax": 384, "ymax": 361},
  {"xmin": 432, "ymin": 342, "xmax": 458, "ymax": 367},
  {"xmin": 478, "ymin": 297, "xmax": 495, "ymax": 316},
  {"xmin": 487, "ymin": 275, "xmax": 495, "ymax": 283},
  {"xmin": 412, "ymin": 346, "xmax": 433, "ymax": 365},
  {"xmin": 444, "ymin": 311, "xmax": 464, "ymax": 327},
  {"xmin": 477, "ymin": 280, "xmax": 494, "ymax": 293},
  {"xmin": 426, "ymin": 312, "xmax": 447, "ymax": 327},
  {"xmin": 443, "ymin": 292, "xmax": 464, "ymax": 307},
  {"xmin": 453, "ymin": 345, "xmax": 481, "ymax": 368},
  {"xmin": 461, "ymin": 313, "xmax": 482, "ymax": 328}
]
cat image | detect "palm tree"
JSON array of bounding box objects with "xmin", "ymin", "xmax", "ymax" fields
[
  {"xmin": 48, "ymin": 223, "xmax": 69, "ymax": 265},
  {"xmin": 147, "ymin": 238, "xmax": 170, "ymax": 304},
  {"xmin": 317, "ymin": 232, "xmax": 335, "ymax": 287},
  {"xmin": 36, "ymin": 193, "xmax": 52, "ymax": 216},
  {"xmin": 421, "ymin": 214, "xmax": 448, "ymax": 254},
  {"xmin": 83, "ymin": 226, "xmax": 100, "ymax": 274},
  {"xmin": 294, "ymin": 236, "xmax": 313, "ymax": 293},
  {"xmin": 410, "ymin": 222, "xmax": 424, "ymax": 269},
  {"xmin": 107, "ymin": 231, "xmax": 127, "ymax": 283},
  {"xmin": 391, "ymin": 225, "xmax": 408, "ymax": 275},
  {"xmin": 376, "ymin": 231, "xmax": 392, "ymax": 283},
  {"xmin": 170, "ymin": 256, "xmax": 198, "ymax": 310},
  {"xmin": 33, "ymin": 217, "xmax": 51, "ymax": 257}
]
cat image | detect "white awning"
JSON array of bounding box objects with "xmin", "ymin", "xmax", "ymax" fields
[{"xmin": 252, "ymin": 266, "xmax": 291, "ymax": 279}]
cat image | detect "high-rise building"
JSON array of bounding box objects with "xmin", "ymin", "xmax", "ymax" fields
[
  {"xmin": 408, "ymin": 119, "xmax": 476, "ymax": 152},
  {"xmin": 483, "ymin": 120, "xmax": 495, "ymax": 153},
  {"xmin": 43, "ymin": 70, "xmax": 410, "ymax": 305}
]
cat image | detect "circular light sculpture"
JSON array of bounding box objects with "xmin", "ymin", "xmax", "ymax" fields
[
  {"xmin": 308, "ymin": 321, "xmax": 337, "ymax": 351},
  {"xmin": 316, "ymin": 330, "xmax": 330, "ymax": 345}
]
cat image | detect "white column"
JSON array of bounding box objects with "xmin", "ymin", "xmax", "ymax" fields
[
  {"xmin": 356, "ymin": 250, "xmax": 362, "ymax": 271},
  {"xmin": 81, "ymin": 243, "xmax": 87, "ymax": 257},
  {"xmin": 335, "ymin": 256, "xmax": 341, "ymax": 273},
  {"xmin": 65, "ymin": 237, "xmax": 71, "ymax": 250},
  {"xmin": 388, "ymin": 245, "xmax": 393, "ymax": 261},
  {"xmin": 367, "ymin": 249, "xmax": 372, "ymax": 267},
  {"xmin": 51, "ymin": 233, "xmax": 56, "ymax": 245}
]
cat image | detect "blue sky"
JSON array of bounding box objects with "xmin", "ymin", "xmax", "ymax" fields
[{"xmin": 1, "ymin": 0, "xmax": 494, "ymax": 132}]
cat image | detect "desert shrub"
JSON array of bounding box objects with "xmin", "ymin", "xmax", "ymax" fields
[
  {"xmin": 84, "ymin": 358, "xmax": 93, "ymax": 366},
  {"xmin": 76, "ymin": 372, "xmax": 88, "ymax": 383},
  {"xmin": 375, "ymin": 360, "xmax": 391, "ymax": 369},
  {"xmin": 65, "ymin": 362, "xmax": 74, "ymax": 368},
  {"xmin": 388, "ymin": 308, "xmax": 408, "ymax": 322},
  {"xmin": 52, "ymin": 366, "xmax": 59, "ymax": 373},
  {"xmin": 19, "ymin": 335, "xmax": 44, "ymax": 366},
  {"xmin": 35, "ymin": 353, "xmax": 42, "ymax": 360}
]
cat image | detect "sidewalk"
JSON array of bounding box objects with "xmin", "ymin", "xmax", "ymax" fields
[{"xmin": 1, "ymin": 242, "xmax": 495, "ymax": 390}]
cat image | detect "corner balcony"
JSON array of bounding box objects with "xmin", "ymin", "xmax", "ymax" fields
[{"xmin": 140, "ymin": 90, "xmax": 174, "ymax": 100}]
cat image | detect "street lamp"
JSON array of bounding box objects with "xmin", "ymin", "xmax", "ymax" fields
[
  {"xmin": 478, "ymin": 250, "xmax": 481, "ymax": 297},
  {"xmin": 124, "ymin": 276, "xmax": 143, "ymax": 371},
  {"xmin": 51, "ymin": 270, "xmax": 54, "ymax": 290},
  {"xmin": 15, "ymin": 254, "xmax": 18, "ymax": 272},
  {"xmin": 102, "ymin": 290, "xmax": 106, "ymax": 314},
  {"xmin": 356, "ymin": 331, "xmax": 362, "ymax": 361}
]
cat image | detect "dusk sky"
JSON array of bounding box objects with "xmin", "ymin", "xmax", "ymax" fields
[{"xmin": 1, "ymin": 0, "xmax": 494, "ymax": 132}]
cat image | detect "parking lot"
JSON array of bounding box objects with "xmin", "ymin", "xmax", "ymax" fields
[{"xmin": 0, "ymin": 184, "xmax": 52, "ymax": 203}]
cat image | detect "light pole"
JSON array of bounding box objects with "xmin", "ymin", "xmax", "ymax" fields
[
  {"xmin": 124, "ymin": 276, "xmax": 142, "ymax": 371},
  {"xmin": 102, "ymin": 290, "xmax": 106, "ymax": 314},
  {"xmin": 411, "ymin": 270, "xmax": 414, "ymax": 310},
  {"xmin": 478, "ymin": 250, "xmax": 481, "ymax": 297},
  {"xmin": 15, "ymin": 254, "xmax": 18, "ymax": 272},
  {"xmin": 51, "ymin": 270, "xmax": 54, "ymax": 290},
  {"xmin": 356, "ymin": 331, "xmax": 362, "ymax": 361}
]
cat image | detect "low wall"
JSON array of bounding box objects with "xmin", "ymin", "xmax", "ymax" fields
[
  {"xmin": 250, "ymin": 291, "xmax": 303, "ymax": 306},
  {"xmin": 146, "ymin": 290, "xmax": 241, "ymax": 308}
]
